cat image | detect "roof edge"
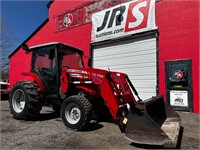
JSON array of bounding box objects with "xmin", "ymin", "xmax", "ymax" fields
[
  {"xmin": 47, "ymin": 0, "xmax": 54, "ymax": 9},
  {"xmin": 9, "ymin": 18, "xmax": 49, "ymax": 59},
  {"xmin": 29, "ymin": 42, "xmax": 83, "ymax": 53}
]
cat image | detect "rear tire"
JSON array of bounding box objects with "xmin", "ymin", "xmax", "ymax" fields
[
  {"xmin": 61, "ymin": 95, "xmax": 92, "ymax": 130},
  {"xmin": 9, "ymin": 81, "xmax": 42, "ymax": 120}
]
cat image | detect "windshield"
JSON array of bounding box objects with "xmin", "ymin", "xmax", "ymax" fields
[
  {"xmin": 32, "ymin": 46, "xmax": 56, "ymax": 71},
  {"xmin": 31, "ymin": 44, "xmax": 84, "ymax": 72},
  {"xmin": 58, "ymin": 47, "xmax": 83, "ymax": 68}
]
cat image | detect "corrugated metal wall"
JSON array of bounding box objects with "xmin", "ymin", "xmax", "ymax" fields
[{"xmin": 93, "ymin": 35, "xmax": 157, "ymax": 100}]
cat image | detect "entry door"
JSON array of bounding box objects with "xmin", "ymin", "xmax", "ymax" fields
[
  {"xmin": 165, "ymin": 59, "xmax": 193, "ymax": 112},
  {"xmin": 92, "ymin": 35, "xmax": 157, "ymax": 100}
]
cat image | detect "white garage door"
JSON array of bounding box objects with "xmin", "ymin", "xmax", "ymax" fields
[{"xmin": 92, "ymin": 35, "xmax": 157, "ymax": 100}]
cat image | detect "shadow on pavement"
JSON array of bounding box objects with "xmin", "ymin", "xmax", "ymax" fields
[
  {"xmin": 38, "ymin": 111, "xmax": 60, "ymax": 121},
  {"xmin": 82, "ymin": 121, "xmax": 104, "ymax": 132},
  {"xmin": 38, "ymin": 111, "xmax": 104, "ymax": 132},
  {"xmin": 1, "ymin": 94, "xmax": 9, "ymax": 101},
  {"xmin": 130, "ymin": 143, "xmax": 164, "ymax": 149}
]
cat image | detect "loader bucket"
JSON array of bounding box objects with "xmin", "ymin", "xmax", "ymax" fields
[{"xmin": 125, "ymin": 95, "xmax": 181, "ymax": 148}]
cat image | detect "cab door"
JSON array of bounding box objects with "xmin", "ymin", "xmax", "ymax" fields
[{"xmin": 32, "ymin": 46, "xmax": 59, "ymax": 95}]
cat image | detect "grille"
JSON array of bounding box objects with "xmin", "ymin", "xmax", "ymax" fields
[{"xmin": 1, "ymin": 85, "xmax": 8, "ymax": 89}]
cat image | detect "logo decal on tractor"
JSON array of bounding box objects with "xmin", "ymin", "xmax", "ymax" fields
[{"xmin": 63, "ymin": 13, "xmax": 73, "ymax": 27}]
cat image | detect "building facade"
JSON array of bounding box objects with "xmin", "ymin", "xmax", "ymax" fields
[{"xmin": 9, "ymin": 0, "xmax": 199, "ymax": 113}]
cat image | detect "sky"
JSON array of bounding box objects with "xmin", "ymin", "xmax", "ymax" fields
[{"xmin": 1, "ymin": 0, "xmax": 49, "ymax": 53}]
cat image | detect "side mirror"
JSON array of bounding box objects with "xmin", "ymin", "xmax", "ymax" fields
[{"xmin": 21, "ymin": 43, "xmax": 31, "ymax": 53}]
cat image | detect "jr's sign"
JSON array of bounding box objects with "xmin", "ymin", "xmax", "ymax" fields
[{"xmin": 92, "ymin": 0, "xmax": 156, "ymax": 42}]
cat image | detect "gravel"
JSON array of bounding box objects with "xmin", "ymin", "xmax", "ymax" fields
[{"xmin": 1, "ymin": 99, "xmax": 199, "ymax": 149}]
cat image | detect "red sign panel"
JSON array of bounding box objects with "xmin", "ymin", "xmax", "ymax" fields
[
  {"xmin": 124, "ymin": 0, "xmax": 151, "ymax": 32},
  {"xmin": 55, "ymin": 8, "xmax": 85, "ymax": 32}
]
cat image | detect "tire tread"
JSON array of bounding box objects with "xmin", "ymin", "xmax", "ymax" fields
[
  {"xmin": 61, "ymin": 95, "xmax": 92, "ymax": 130},
  {"xmin": 9, "ymin": 81, "xmax": 42, "ymax": 120}
]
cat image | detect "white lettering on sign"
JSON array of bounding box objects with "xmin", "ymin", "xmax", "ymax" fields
[
  {"xmin": 92, "ymin": 0, "xmax": 156, "ymax": 42},
  {"xmin": 128, "ymin": 1, "xmax": 147, "ymax": 29}
]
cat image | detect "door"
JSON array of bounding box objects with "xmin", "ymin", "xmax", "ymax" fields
[
  {"xmin": 92, "ymin": 34, "xmax": 157, "ymax": 100},
  {"xmin": 165, "ymin": 59, "xmax": 193, "ymax": 112},
  {"xmin": 32, "ymin": 46, "xmax": 58, "ymax": 95}
]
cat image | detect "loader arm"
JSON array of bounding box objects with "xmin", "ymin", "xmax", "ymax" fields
[{"xmin": 92, "ymin": 70, "xmax": 138, "ymax": 120}]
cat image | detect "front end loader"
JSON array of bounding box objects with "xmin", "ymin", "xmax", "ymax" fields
[
  {"xmin": 9, "ymin": 42, "xmax": 181, "ymax": 148},
  {"xmin": 61, "ymin": 68, "xmax": 181, "ymax": 148}
]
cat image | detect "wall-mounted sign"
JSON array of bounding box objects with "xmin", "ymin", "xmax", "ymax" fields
[
  {"xmin": 55, "ymin": 8, "xmax": 84, "ymax": 32},
  {"xmin": 170, "ymin": 90, "xmax": 188, "ymax": 107},
  {"xmin": 63, "ymin": 13, "xmax": 73, "ymax": 28},
  {"xmin": 92, "ymin": 0, "xmax": 156, "ymax": 42}
]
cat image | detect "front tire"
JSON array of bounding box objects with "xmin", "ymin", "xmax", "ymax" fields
[
  {"xmin": 61, "ymin": 95, "xmax": 92, "ymax": 130},
  {"xmin": 9, "ymin": 81, "xmax": 42, "ymax": 120}
]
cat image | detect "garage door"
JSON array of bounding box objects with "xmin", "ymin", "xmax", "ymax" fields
[{"xmin": 92, "ymin": 35, "xmax": 157, "ymax": 100}]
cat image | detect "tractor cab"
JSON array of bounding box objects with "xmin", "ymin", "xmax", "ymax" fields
[{"xmin": 29, "ymin": 42, "xmax": 84, "ymax": 97}]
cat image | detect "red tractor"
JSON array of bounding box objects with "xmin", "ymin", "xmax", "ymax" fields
[{"xmin": 9, "ymin": 42, "xmax": 181, "ymax": 148}]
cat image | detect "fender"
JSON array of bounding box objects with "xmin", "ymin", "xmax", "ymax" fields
[
  {"xmin": 21, "ymin": 72, "xmax": 44, "ymax": 93},
  {"xmin": 60, "ymin": 69, "xmax": 69, "ymax": 93}
]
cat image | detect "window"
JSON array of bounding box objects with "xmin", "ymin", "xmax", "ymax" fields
[
  {"xmin": 58, "ymin": 47, "xmax": 83, "ymax": 68},
  {"xmin": 33, "ymin": 47, "xmax": 56, "ymax": 71}
]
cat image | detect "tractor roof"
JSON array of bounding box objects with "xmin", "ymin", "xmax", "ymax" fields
[{"xmin": 29, "ymin": 42, "xmax": 83, "ymax": 53}]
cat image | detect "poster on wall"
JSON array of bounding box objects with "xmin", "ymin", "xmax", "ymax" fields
[
  {"xmin": 92, "ymin": 0, "xmax": 156, "ymax": 42},
  {"xmin": 170, "ymin": 90, "xmax": 188, "ymax": 107}
]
